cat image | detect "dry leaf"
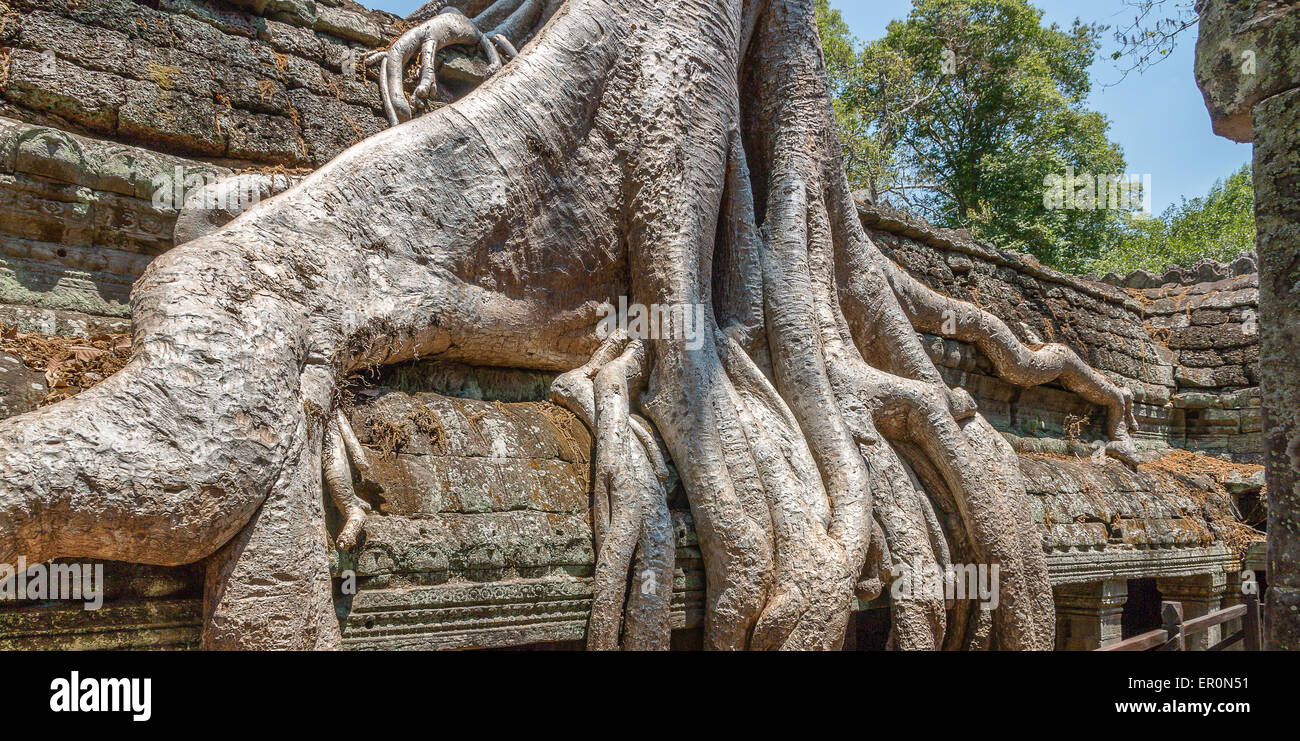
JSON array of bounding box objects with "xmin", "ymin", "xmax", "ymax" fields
[{"xmin": 69, "ymin": 345, "xmax": 106, "ymax": 362}]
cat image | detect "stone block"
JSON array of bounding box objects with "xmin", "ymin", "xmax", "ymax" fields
[{"xmin": 0, "ymin": 350, "xmax": 45, "ymax": 420}]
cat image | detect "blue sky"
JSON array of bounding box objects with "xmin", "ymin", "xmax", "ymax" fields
[{"xmin": 365, "ymin": 0, "xmax": 1250, "ymax": 213}]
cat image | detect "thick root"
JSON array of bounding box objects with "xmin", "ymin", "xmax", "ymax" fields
[
  {"xmin": 884, "ymin": 261, "xmax": 1141, "ymax": 463},
  {"xmin": 0, "ymin": 244, "xmax": 313, "ymax": 570},
  {"xmin": 859, "ymin": 441, "xmax": 948, "ymax": 649},
  {"xmin": 551, "ymin": 331, "xmax": 674, "ymax": 650},
  {"xmin": 202, "ymin": 368, "xmax": 342, "ymax": 650},
  {"xmin": 1, "ymin": 0, "xmax": 1098, "ymax": 654},
  {"xmin": 369, "ymin": 9, "xmax": 499, "ymax": 124},
  {"xmin": 323, "ymin": 410, "xmax": 373, "ymax": 551},
  {"xmin": 866, "ymin": 371, "xmax": 1055, "ymax": 649}
]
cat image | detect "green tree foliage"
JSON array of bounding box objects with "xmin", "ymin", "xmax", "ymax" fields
[
  {"xmin": 816, "ymin": 0, "xmax": 1135, "ymax": 272},
  {"xmin": 1084, "ymin": 164, "xmax": 1255, "ymax": 276},
  {"xmin": 816, "ymin": 1, "xmax": 930, "ymax": 204}
]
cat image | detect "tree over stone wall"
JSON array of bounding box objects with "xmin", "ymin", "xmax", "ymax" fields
[{"xmin": 0, "ymin": 0, "xmax": 1176, "ymax": 650}]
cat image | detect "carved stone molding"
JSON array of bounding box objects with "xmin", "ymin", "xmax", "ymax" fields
[{"xmin": 1045, "ymin": 544, "xmax": 1237, "ymax": 586}]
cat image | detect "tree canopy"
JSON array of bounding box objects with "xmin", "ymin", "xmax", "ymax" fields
[
  {"xmin": 1084, "ymin": 164, "xmax": 1256, "ymax": 276},
  {"xmin": 816, "ymin": 0, "xmax": 1129, "ymax": 270},
  {"xmin": 816, "ymin": 0, "xmax": 1254, "ymax": 275}
]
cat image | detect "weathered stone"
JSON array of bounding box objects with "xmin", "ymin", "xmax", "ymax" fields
[
  {"xmin": 1055, "ymin": 579, "xmax": 1128, "ymax": 650},
  {"xmin": 1194, "ymin": 258, "xmax": 1230, "ymax": 283},
  {"xmin": 1196, "ymin": 0, "xmax": 1300, "ymax": 648},
  {"xmin": 0, "ymin": 0, "xmax": 1277, "ymax": 651},
  {"xmin": 0, "ymin": 116, "xmax": 228, "ymax": 315},
  {"xmin": 0, "ymin": 0, "xmax": 398, "ymax": 168},
  {"xmin": 1191, "ymin": 308, "xmax": 1230, "ymax": 325},
  {"xmin": 1229, "ymin": 253, "xmax": 1258, "ymax": 275},
  {"xmin": 1123, "ymin": 269, "xmax": 1160, "ymax": 288},
  {"xmin": 1223, "ymin": 467, "xmax": 1267, "ymax": 494},
  {"xmin": 1194, "ymin": 0, "xmax": 1300, "ymax": 141},
  {"xmin": 1253, "ymin": 85, "xmax": 1300, "ymax": 650},
  {"xmin": 1176, "ymin": 364, "xmax": 1252, "ymax": 389},
  {"xmin": 0, "ymin": 350, "xmax": 44, "ymax": 420},
  {"xmin": 1169, "ymin": 323, "xmax": 1255, "ymax": 350}
]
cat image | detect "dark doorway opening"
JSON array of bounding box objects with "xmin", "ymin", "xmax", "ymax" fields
[{"xmin": 1121, "ymin": 578, "xmax": 1162, "ymax": 638}]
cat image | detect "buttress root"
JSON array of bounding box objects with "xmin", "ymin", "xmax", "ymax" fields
[
  {"xmin": 324, "ymin": 409, "xmax": 377, "ymax": 550},
  {"xmin": 550, "ymin": 330, "xmax": 675, "ymax": 650}
]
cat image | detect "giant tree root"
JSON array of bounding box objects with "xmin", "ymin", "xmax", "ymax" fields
[
  {"xmin": 551, "ymin": 331, "xmax": 674, "ymax": 650},
  {"xmin": 323, "ymin": 409, "xmax": 375, "ymax": 550},
  {"xmin": 891, "ymin": 263, "xmax": 1140, "ymax": 462},
  {"xmin": 368, "ymin": 0, "xmax": 562, "ymax": 125}
]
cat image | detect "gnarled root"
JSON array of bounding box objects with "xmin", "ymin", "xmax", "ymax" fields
[
  {"xmin": 0, "ymin": 247, "xmax": 310, "ymax": 571},
  {"xmin": 865, "ymin": 371, "xmax": 1054, "ymax": 649},
  {"xmin": 323, "ymin": 409, "xmax": 376, "ymax": 550},
  {"xmin": 824, "ymin": 228, "xmax": 1053, "ymax": 648},
  {"xmin": 551, "ymin": 331, "xmax": 675, "ymax": 650},
  {"xmin": 369, "ymin": 8, "xmax": 500, "ymax": 124},
  {"xmin": 0, "ymin": 0, "xmax": 1096, "ymax": 653},
  {"xmin": 740, "ymin": 0, "xmax": 1053, "ymax": 648},
  {"xmin": 830, "ymin": 247, "xmax": 1055, "ymax": 649},
  {"xmin": 202, "ymin": 366, "xmax": 343, "ymax": 650},
  {"xmin": 174, "ymin": 173, "xmax": 301, "ymax": 245},
  {"xmin": 367, "ymin": 0, "xmax": 561, "ymax": 125},
  {"xmin": 883, "ymin": 262, "xmax": 1141, "ymax": 464}
]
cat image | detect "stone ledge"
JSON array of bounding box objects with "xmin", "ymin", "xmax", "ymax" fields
[
  {"xmin": 1, "ymin": 0, "xmax": 395, "ymax": 168},
  {"xmin": 340, "ymin": 543, "xmax": 1240, "ymax": 649},
  {"xmin": 0, "ymin": 539, "xmax": 1243, "ymax": 651},
  {"xmin": 340, "ymin": 575, "xmax": 706, "ymax": 650},
  {"xmin": 1045, "ymin": 544, "xmax": 1237, "ymax": 586},
  {"xmin": 0, "ymin": 302, "xmax": 130, "ymax": 337},
  {"xmin": 1089, "ymin": 254, "xmax": 1258, "ymax": 290},
  {"xmin": 0, "ymin": 115, "xmax": 229, "ymax": 315},
  {"xmin": 0, "ymin": 597, "xmax": 200, "ymax": 650},
  {"xmin": 858, "ymin": 201, "xmax": 1146, "ymax": 314}
]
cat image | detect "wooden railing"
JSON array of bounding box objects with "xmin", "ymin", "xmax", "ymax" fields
[{"xmin": 1096, "ymin": 589, "xmax": 1263, "ymax": 651}]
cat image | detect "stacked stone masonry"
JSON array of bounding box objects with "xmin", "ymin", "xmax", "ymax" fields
[
  {"xmin": 859, "ymin": 205, "xmax": 1262, "ymax": 464},
  {"xmin": 0, "ymin": 0, "xmax": 398, "ymax": 170}
]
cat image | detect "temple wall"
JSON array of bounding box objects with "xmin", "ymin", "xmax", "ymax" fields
[
  {"xmin": 0, "ymin": 0, "xmax": 396, "ymax": 169},
  {"xmin": 0, "ymin": 117, "xmax": 227, "ymax": 316},
  {"xmin": 1, "ymin": 378, "xmax": 1249, "ymax": 650},
  {"xmin": 860, "ymin": 205, "xmax": 1262, "ymax": 464},
  {"xmin": 1140, "ymin": 274, "xmax": 1262, "ymax": 463},
  {"xmin": 0, "ymin": 0, "xmax": 404, "ymax": 316}
]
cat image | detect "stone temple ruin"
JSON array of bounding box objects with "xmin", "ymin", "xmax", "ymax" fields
[{"xmin": 0, "ymin": 0, "xmax": 1278, "ymax": 650}]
